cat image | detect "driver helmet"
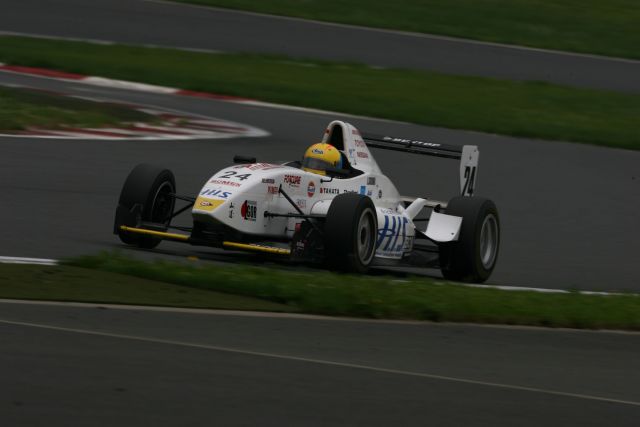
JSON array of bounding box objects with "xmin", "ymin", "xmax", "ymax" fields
[{"xmin": 301, "ymin": 142, "xmax": 342, "ymax": 176}]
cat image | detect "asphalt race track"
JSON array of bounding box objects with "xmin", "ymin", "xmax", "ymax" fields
[
  {"xmin": 1, "ymin": 71, "xmax": 638, "ymax": 291},
  {"xmin": 1, "ymin": 4, "xmax": 640, "ymax": 425},
  {"xmin": 1, "ymin": 300, "xmax": 639, "ymax": 426},
  {"xmin": 1, "ymin": 0, "xmax": 640, "ymax": 93}
]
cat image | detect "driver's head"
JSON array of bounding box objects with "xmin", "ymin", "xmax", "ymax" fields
[{"xmin": 301, "ymin": 142, "xmax": 342, "ymax": 176}]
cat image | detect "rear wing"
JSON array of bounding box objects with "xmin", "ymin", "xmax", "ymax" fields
[{"xmin": 362, "ymin": 133, "xmax": 479, "ymax": 196}]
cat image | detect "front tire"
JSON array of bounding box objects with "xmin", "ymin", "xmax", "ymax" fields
[
  {"xmin": 114, "ymin": 164, "xmax": 176, "ymax": 249},
  {"xmin": 324, "ymin": 193, "xmax": 377, "ymax": 273},
  {"xmin": 439, "ymin": 196, "xmax": 500, "ymax": 283}
]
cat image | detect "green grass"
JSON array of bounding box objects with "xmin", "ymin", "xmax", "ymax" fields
[
  {"xmin": 57, "ymin": 252, "xmax": 640, "ymax": 331},
  {"xmin": 0, "ymin": 263, "xmax": 293, "ymax": 312},
  {"xmin": 176, "ymin": 0, "xmax": 640, "ymax": 59},
  {"xmin": 0, "ymin": 85, "xmax": 158, "ymax": 131},
  {"xmin": 1, "ymin": 36, "xmax": 639, "ymax": 150}
]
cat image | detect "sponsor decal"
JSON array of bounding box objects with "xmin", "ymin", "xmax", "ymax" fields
[
  {"xmin": 376, "ymin": 214, "xmax": 410, "ymax": 257},
  {"xmin": 218, "ymin": 170, "xmax": 251, "ymax": 181},
  {"xmin": 194, "ymin": 197, "xmax": 224, "ymax": 212},
  {"xmin": 343, "ymin": 189, "xmax": 357, "ymax": 194},
  {"xmin": 200, "ymin": 189, "xmax": 232, "ymax": 199},
  {"xmin": 311, "ymin": 148, "xmax": 324, "ymax": 155},
  {"xmin": 367, "ymin": 190, "xmax": 372, "ymax": 197},
  {"xmin": 351, "ymin": 129, "xmax": 361, "ymax": 136},
  {"xmin": 235, "ymin": 163, "xmax": 282, "ymax": 171},
  {"xmin": 267, "ymin": 185, "xmax": 279, "ymax": 195},
  {"xmin": 261, "ymin": 178, "xmax": 275, "ymax": 184},
  {"xmin": 228, "ymin": 202, "xmax": 234, "ymax": 218},
  {"xmin": 284, "ymin": 174, "xmax": 301, "ymax": 187},
  {"xmin": 209, "ymin": 179, "xmax": 241, "ymax": 187},
  {"xmin": 382, "ymin": 136, "xmax": 441, "ymax": 148},
  {"xmin": 403, "ymin": 235, "xmax": 414, "ymax": 252},
  {"xmin": 367, "ymin": 177, "xmax": 376, "ymax": 185},
  {"xmin": 307, "ymin": 181, "xmax": 316, "ymax": 197},
  {"xmin": 320, "ymin": 187, "xmax": 339, "ymax": 195},
  {"xmin": 241, "ymin": 200, "xmax": 257, "ymax": 221},
  {"xmin": 378, "ymin": 189, "xmax": 383, "ymax": 199},
  {"xmin": 354, "ymin": 139, "xmax": 366, "ymax": 147},
  {"xmin": 296, "ymin": 199, "xmax": 307, "ymax": 209},
  {"xmin": 357, "ymin": 151, "xmax": 369, "ymax": 159},
  {"xmin": 359, "ymin": 186, "xmax": 366, "ymax": 195},
  {"xmin": 247, "ymin": 163, "xmax": 278, "ymax": 170}
]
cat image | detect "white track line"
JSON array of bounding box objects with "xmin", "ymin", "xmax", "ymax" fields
[
  {"xmin": 0, "ymin": 31, "xmax": 224, "ymax": 54},
  {"xmin": 1, "ymin": 318, "xmax": 638, "ymax": 407},
  {"xmin": 0, "ymin": 256, "xmax": 58, "ymax": 266},
  {"xmin": 82, "ymin": 76, "xmax": 178, "ymax": 94}
]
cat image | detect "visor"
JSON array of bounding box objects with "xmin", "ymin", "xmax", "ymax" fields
[{"xmin": 302, "ymin": 157, "xmax": 335, "ymax": 171}]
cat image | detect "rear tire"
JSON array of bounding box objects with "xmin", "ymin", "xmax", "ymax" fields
[
  {"xmin": 324, "ymin": 193, "xmax": 377, "ymax": 273},
  {"xmin": 114, "ymin": 164, "xmax": 176, "ymax": 249},
  {"xmin": 439, "ymin": 196, "xmax": 500, "ymax": 283}
]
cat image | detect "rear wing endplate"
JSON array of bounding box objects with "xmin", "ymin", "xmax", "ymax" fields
[{"xmin": 362, "ymin": 133, "xmax": 479, "ymax": 196}]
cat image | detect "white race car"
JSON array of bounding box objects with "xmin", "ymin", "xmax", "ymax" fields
[{"xmin": 114, "ymin": 120, "xmax": 500, "ymax": 282}]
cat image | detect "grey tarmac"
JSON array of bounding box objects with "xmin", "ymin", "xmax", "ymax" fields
[
  {"xmin": 1, "ymin": 301, "xmax": 639, "ymax": 426},
  {"xmin": 0, "ymin": 71, "xmax": 638, "ymax": 291},
  {"xmin": 1, "ymin": 0, "xmax": 639, "ymax": 93}
]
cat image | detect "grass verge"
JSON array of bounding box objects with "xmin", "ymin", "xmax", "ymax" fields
[
  {"xmin": 1, "ymin": 36, "xmax": 638, "ymax": 150},
  {"xmin": 0, "ymin": 263, "xmax": 293, "ymax": 312},
  {"xmin": 47, "ymin": 252, "xmax": 640, "ymax": 331},
  {"xmin": 0, "ymin": 85, "xmax": 158, "ymax": 131},
  {"xmin": 176, "ymin": 0, "xmax": 640, "ymax": 59}
]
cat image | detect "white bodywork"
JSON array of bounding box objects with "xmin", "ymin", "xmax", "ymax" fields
[{"xmin": 192, "ymin": 121, "xmax": 468, "ymax": 263}]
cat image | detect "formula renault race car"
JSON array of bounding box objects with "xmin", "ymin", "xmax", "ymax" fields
[{"xmin": 114, "ymin": 120, "xmax": 500, "ymax": 282}]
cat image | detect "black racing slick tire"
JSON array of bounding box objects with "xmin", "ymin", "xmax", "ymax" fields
[
  {"xmin": 114, "ymin": 164, "xmax": 176, "ymax": 249},
  {"xmin": 438, "ymin": 196, "xmax": 500, "ymax": 283},
  {"xmin": 324, "ymin": 193, "xmax": 378, "ymax": 273}
]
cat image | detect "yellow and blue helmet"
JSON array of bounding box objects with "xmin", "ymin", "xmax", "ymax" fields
[{"xmin": 302, "ymin": 143, "xmax": 342, "ymax": 176}]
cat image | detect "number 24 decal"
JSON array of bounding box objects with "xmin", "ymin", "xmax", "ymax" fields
[
  {"xmin": 462, "ymin": 166, "xmax": 476, "ymax": 196},
  {"xmin": 219, "ymin": 171, "xmax": 252, "ymax": 181}
]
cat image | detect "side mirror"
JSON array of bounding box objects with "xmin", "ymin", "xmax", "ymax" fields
[{"xmin": 233, "ymin": 155, "xmax": 256, "ymax": 164}]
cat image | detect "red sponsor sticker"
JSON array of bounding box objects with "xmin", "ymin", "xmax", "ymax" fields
[
  {"xmin": 209, "ymin": 179, "xmax": 241, "ymax": 187},
  {"xmin": 307, "ymin": 181, "xmax": 316, "ymax": 197},
  {"xmin": 357, "ymin": 151, "xmax": 369, "ymax": 159},
  {"xmin": 241, "ymin": 200, "xmax": 257, "ymax": 221},
  {"xmin": 284, "ymin": 174, "xmax": 301, "ymax": 186}
]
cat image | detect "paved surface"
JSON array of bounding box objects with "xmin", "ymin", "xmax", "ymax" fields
[
  {"xmin": 1, "ymin": 0, "xmax": 639, "ymax": 93},
  {"xmin": 1, "ymin": 72, "xmax": 639, "ymax": 291},
  {"xmin": 1, "ymin": 301, "xmax": 639, "ymax": 426}
]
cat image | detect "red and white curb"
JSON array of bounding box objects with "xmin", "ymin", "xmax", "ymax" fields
[
  {"xmin": 2, "ymin": 104, "xmax": 269, "ymax": 140},
  {"xmin": 0, "ymin": 81, "xmax": 269, "ymax": 140},
  {"xmin": 0, "ymin": 256, "xmax": 634, "ymax": 297},
  {"xmin": 0, "ymin": 62, "xmax": 399, "ymax": 123}
]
